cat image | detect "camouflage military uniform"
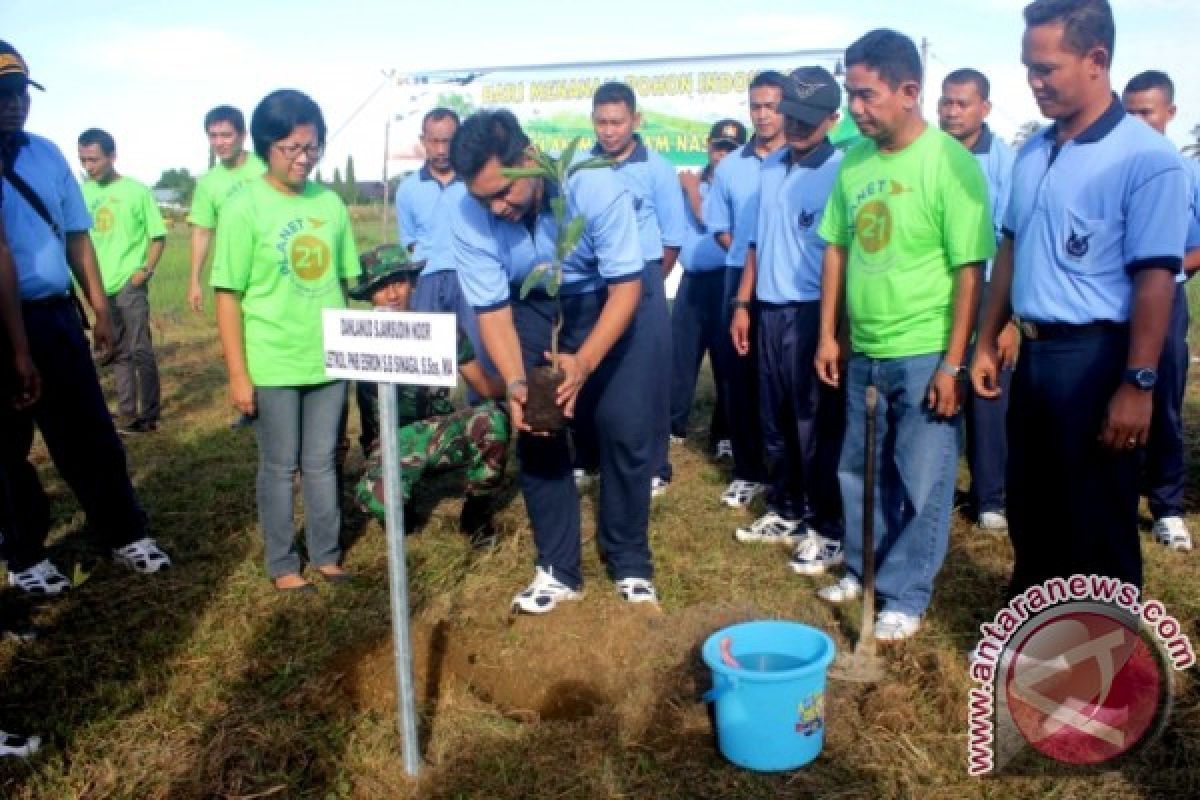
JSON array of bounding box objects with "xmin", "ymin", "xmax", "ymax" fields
[{"xmin": 355, "ymin": 330, "xmax": 510, "ymax": 520}]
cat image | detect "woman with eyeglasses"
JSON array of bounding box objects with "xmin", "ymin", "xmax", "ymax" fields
[{"xmin": 211, "ymin": 89, "xmax": 361, "ymax": 593}]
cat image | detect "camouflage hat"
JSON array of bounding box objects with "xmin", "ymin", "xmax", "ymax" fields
[{"xmin": 349, "ymin": 244, "xmax": 423, "ymax": 302}]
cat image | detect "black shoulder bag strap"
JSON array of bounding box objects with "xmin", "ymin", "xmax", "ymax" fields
[{"xmin": 0, "ymin": 137, "xmax": 91, "ymax": 328}]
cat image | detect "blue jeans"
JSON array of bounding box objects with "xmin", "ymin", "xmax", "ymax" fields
[
  {"xmin": 254, "ymin": 381, "xmax": 347, "ymax": 579},
  {"xmin": 839, "ymin": 353, "xmax": 958, "ymax": 617}
]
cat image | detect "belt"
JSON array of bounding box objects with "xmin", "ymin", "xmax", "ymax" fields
[{"xmin": 1017, "ymin": 319, "xmax": 1126, "ymax": 341}]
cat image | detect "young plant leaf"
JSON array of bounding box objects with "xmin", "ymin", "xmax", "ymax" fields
[
  {"xmin": 500, "ymin": 167, "xmax": 549, "ymax": 180},
  {"xmin": 518, "ymin": 263, "xmax": 551, "ymax": 298},
  {"xmin": 558, "ymin": 137, "xmax": 582, "ymax": 179},
  {"xmin": 544, "ymin": 268, "xmax": 562, "ymax": 297},
  {"xmin": 567, "ymin": 155, "xmax": 614, "ymax": 176},
  {"xmin": 558, "ymin": 215, "xmax": 587, "ymax": 260}
]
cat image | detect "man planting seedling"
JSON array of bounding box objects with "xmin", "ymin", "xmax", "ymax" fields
[{"xmin": 450, "ymin": 110, "xmax": 664, "ymax": 614}]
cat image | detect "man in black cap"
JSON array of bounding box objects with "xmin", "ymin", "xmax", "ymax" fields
[
  {"xmin": 670, "ymin": 119, "xmax": 745, "ymax": 459},
  {"xmin": 0, "ymin": 41, "xmax": 172, "ymax": 595},
  {"xmin": 728, "ymin": 67, "xmax": 845, "ymax": 571}
]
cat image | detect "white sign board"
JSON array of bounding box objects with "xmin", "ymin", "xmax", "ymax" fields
[{"xmin": 322, "ymin": 309, "xmax": 457, "ymax": 386}]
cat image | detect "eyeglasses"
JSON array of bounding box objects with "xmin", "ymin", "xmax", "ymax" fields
[{"xmin": 273, "ymin": 142, "xmax": 322, "ymax": 160}]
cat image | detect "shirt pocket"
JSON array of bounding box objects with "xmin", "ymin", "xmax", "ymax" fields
[{"xmin": 1056, "ymin": 207, "xmax": 1123, "ymax": 276}]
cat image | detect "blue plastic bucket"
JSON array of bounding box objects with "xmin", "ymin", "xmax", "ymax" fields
[{"xmin": 702, "ymin": 620, "xmax": 836, "ymax": 771}]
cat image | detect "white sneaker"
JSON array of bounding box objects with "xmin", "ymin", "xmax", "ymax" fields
[
  {"xmin": 1153, "ymin": 516, "xmax": 1193, "ymax": 552},
  {"xmin": 669, "ymin": 434, "xmax": 686, "ymax": 446},
  {"xmin": 818, "ymin": 574, "xmax": 862, "ymax": 604},
  {"xmin": 0, "ymin": 730, "xmax": 40, "ymax": 758},
  {"xmin": 789, "ymin": 533, "xmax": 845, "ymax": 575},
  {"xmin": 876, "ymin": 610, "xmax": 921, "ymax": 642},
  {"xmin": 720, "ymin": 479, "xmax": 766, "ymax": 509},
  {"xmin": 7, "ymin": 559, "xmax": 70, "ymax": 596},
  {"xmin": 734, "ymin": 512, "xmax": 802, "ymax": 543},
  {"xmin": 511, "ymin": 567, "xmax": 580, "ymax": 614},
  {"xmin": 977, "ymin": 511, "xmax": 1008, "ymax": 532},
  {"xmin": 112, "ymin": 538, "xmax": 172, "ymax": 573},
  {"xmin": 615, "ymin": 577, "xmax": 658, "ymax": 604},
  {"xmin": 573, "ymin": 469, "xmax": 595, "ymax": 490},
  {"xmin": 715, "ymin": 439, "xmax": 733, "ymax": 460},
  {"xmin": 651, "ymin": 476, "xmax": 670, "ymax": 498}
]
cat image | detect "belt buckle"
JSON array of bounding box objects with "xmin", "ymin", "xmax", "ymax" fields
[{"xmin": 1018, "ymin": 320, "xmax": 1039, "ymax": 340}]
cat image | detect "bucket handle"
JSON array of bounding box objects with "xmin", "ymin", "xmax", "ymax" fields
[{"xmin": 702, "ymin": 673, "xmax": 737, "ymax": 703}]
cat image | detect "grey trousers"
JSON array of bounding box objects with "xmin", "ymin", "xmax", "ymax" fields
[{"xmin": 110, "ymin": 280, "xmax": 160, "ymax": 422}]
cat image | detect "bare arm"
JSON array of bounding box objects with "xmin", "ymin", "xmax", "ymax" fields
[
  {"xmin": 815, "ymin": 244, "xmax": 848, "ymax": 387},
  {"xmin": 555, "ymin": 279, "xmax": 641, "ymax": 417},
  {"xmin": 662, "ymin": 245, "xmax": 679, "ymax": 276},
  {"xmin": 927, "ymin": 263, "xmax": 982, "ymax": 417},
  {"xmin": 0, "ymin": 219, "xmax": 39, "ymax": 408},
  {"xmin": 715, "ymin": 232, "xmax": 732, "ymax": 251},
  {"xmin": 189, "ymin": 225, "xmax": 213, "ymax": 312},
  {"xmin": 133, "ymin": 236, "xmax": 166, "ymax": 287},
  {"xmin": 1098, "ymin": 268, "xmax": 1176, "ymax": 450},
  {"xmin": 971, "ymin": 237, "xmax": 1014, "ymax": 399},
  {"xmin": 65, "ymin": 231, "xmax": 114, "ymax": 360},
  {"xmin": 730, "ymin": 246, "xmax": 757, "ymax": 355},
  {"xmin": 460, "ymin": 359, "xmax": 505, "ymax": 400},
  {"xmin": 214, "ymin": 289, "xmax": 255, "ymax": 415},
  {"xmin": 1184, "ymin": 247, "xmax": 1200, "ymax": 276}
]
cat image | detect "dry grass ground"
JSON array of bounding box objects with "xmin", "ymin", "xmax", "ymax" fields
[{"xmin": 0, "ymin": 213, "xmax": 1196, "ymax": 799}]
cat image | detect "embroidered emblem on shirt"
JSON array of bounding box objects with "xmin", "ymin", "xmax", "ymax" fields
[
  {"xmin": 1066, "ymin": 230, "xmax": 1092, "ymax": 259},
  {"xmin": 797, "ymin": 210, "xmax": 816, "ymax": 230},
  {"xmin": 632, "ymin": 197, "xmax": 644, "ymax": 211}
]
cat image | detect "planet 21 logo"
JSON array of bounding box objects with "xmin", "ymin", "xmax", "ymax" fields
[{"xmin": 967, "ymin": 575, "xmax": 1195, "ymax": 776}]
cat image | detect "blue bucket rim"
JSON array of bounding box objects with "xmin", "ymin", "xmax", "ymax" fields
[{"xmin": 702, "ymin": 620, "xmax": 836, "ymax": 681}]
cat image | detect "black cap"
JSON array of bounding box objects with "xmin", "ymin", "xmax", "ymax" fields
[
  {"xmin": 779, "ymin": 66, "xmax": 841, "ymax": 126},
  {"xmin": 0, "ymin": 42, "xmax": 44, "ymax": 93},
  {"xmin": 708, "ymin": 119, "xmax": 747, "ymax": 149}
]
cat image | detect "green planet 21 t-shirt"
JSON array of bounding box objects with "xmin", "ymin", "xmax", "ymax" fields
[
  {"xmin": 82, "ymin": 176, "xmax": 167, "ymax": 295},
  {"xmin": 819, "ymin": 126, "xmax": 995, "ymax": 359},
  {"xmin": 210, "ymin": 178, "xmax": 361, "ymax": 386},
  {"xmin": 188, "ymin": 151, "xmax": 267, "ymax": 229}
]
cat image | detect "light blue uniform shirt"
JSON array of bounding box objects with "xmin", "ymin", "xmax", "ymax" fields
[
  {"xmin": 395, "ymin": 165, "xmax": 467, "ymax": 276},
  {"xmin": 593, "ymin": 136, "xmax": 686, "ymax": 262},
  {"xmin": 704, "ymin": 140, "xmax": 783, "ymax": 269},
  {"xmin": 1007, "ymin": 98, "xmax": 1188, "ymax": 325},
  {"xmin": 969, "ymin": 125, "xmax": 1015, "ymax": 282},
  {"xmin": 453, "ymin": 166, "xmax": 643, "ymax": 312},
  {"xmin": 745, "ymin": 140, "xmax": 842, "ymax": 304},
  {"xmin": 680, "ymin": 176, "xmax": 725, "ymax": 272},
  {"xmin": 1185, "ymin": 157, "xmax": 1200, "ymax": 257},
  {"xmin": 0, "ymin": 133, "xmax": 92, "ymax": 300}
]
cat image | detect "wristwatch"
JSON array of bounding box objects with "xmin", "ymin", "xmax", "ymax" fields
[
  {"xmin": 1123, "ymin": 366, "xmax": 1157, "ymax": 391},
  {"xmin": 938, "ymin": 361, "xmax": 966, "ymax": 379},
  {"xmin": 730, "ymin": 299, "xmax": 752, "ymax": 311}
]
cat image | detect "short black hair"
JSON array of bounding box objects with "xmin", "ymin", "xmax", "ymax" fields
[
  {"xmin": 449, "ymin": 109, "xmax": 531, "ymax": 183},
  {"xmin": 204, "ymin": 105, "xmax": 245, "ymax": 134},
  {"xmin": 422, "ymin": 107, "xmax": 460, "ymax": 130},
  {"xmin": 749, "ymin": 70, "xmax": 789, "ymax": 94},
  {"xmin": 846, "ymin": 29, "xmax": 923, "ymax": 89},
  {"xmin": 77, "ymin": 128, "xmax": 115, "ymax": 155},
  {"xmin": 1124, "ymin": 70, "xmax": 1174, "ymax": 104},
  {"xmin": 250, "ymin": 90, "xmax": 326, "ymax": 162},
  {"xmin": 943, "ymin": 68, "xmax": 991, "ymax": 101},
  {"xmin": 1023, "ymin": 0, "xmax": 1115, "ymax": 62},
  {"xmin": 593, "ymin": 81, "xmax": 636, "ymax": 112}
]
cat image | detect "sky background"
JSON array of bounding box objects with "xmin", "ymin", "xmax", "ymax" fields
[{"xmin": 10, "ymin": 0, "xmax": 1199, "ymax": 187}]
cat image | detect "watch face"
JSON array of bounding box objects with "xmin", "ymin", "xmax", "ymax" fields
[{"xmin": 1132, "ymin": 368, "xmax": 1157, "ymax": 390}]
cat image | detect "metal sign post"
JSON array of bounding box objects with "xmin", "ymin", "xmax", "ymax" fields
[
  {"xmin": 378, "ymin": 383, "xmax": 421, "ymax": 776},
  {"xmin": 323, "ymin": 308, "xmax": 458, "ymax": 778}
]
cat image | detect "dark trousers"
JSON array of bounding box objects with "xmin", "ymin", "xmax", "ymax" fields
[
  {"xmin": 0, "ymin": 299, "xmax": 147, "ymax": 571},
  {"xmin": 513, "ymin": 286, "xmax": 659, "ymax": 588},
  {"xmin": 412, "ymin": 269, "xmax": 493, "ymax": 405},
  {"xmin": 1144, "ymin": 283, "xmax": 1189, "ymax": 519},
  {"xmin": 669, "ymin": 269, "xmax": 729, "ymax": 444},
  {"xmin": 574, "ymin": 260, "xmax": 672, "ymax": 482},
  {"xmin": 966, "ymin": 363, "xmax": 1013, "ymax": 515},
  {"xmin": 109, "ymin": 280, "xmax": 160, "ymax": 423},
  {"xmin": 757, "ymin": 302, "xmax": 844, "ymax": 536},
  {"xmin": 715, "ymin": 267, "xmax": 766, "ymax": 482},
  {"xmin": 1007, "ymin": 325, "xmax": 1141, "ymax": 595}
]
